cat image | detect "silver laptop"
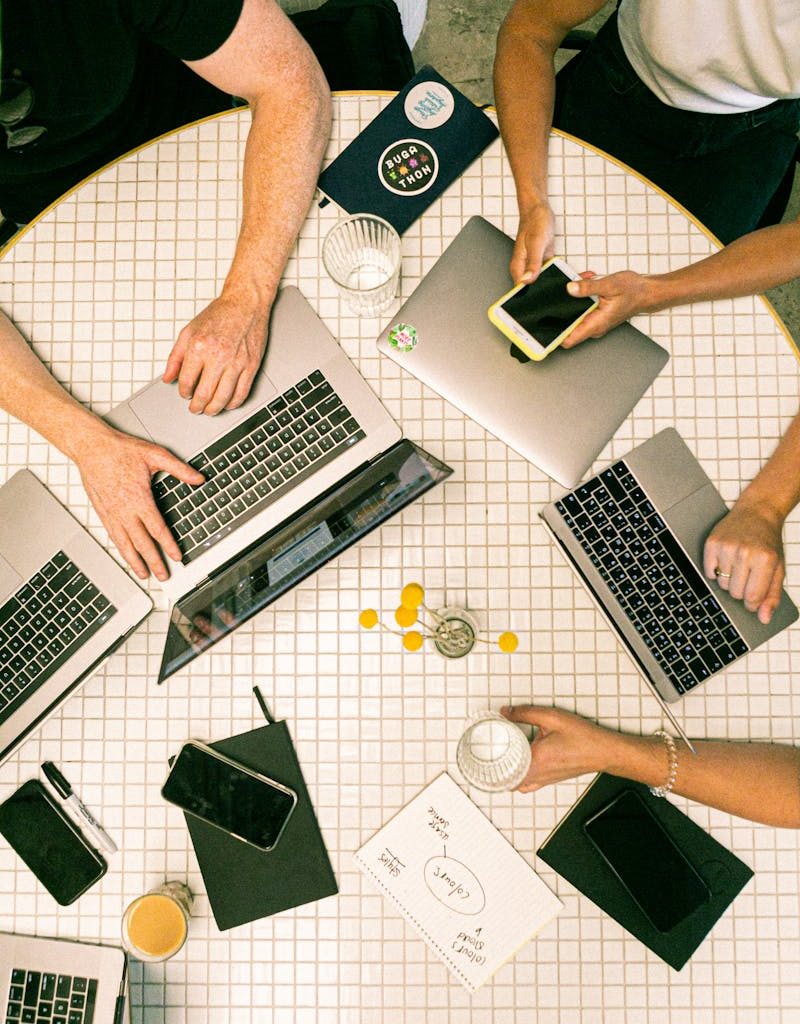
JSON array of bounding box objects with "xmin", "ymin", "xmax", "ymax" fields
[
  {"xmin": 377, "ymin": 216, "xmax": 669, "ymax": 488},
  {"xmin": 108, "ymin": 286, "xmax": 452, "ymax": 682},
  {"xmin": 0, "ymin": 932, "xmax": 127, "ymax": 1023},
  {"xmin": 541, "ymin": 428, "xmax": 798, "ymax": 713},
  {"xmin": 0, "ymin": 472, "xmax": 151, "ymax": 765}
]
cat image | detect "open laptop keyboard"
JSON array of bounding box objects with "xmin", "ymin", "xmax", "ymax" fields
[
  {"xmin": 554, "ymin": 461, "xmax": 749, "ymax": 694},
  {"xmin": 153, "ymin": 369, "xmax": 366, "ymax": 564},
  {"xmin": 5, "ymin": 968, "xmax": 97, "ymax": 1024},
  {"xmin": 0, "ymin": 553, "xmax": 116, "ymax": 726}
]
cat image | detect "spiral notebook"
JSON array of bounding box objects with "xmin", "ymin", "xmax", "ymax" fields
[{"xmin": 354, "ymin": 773, "xmax": 562, "ymax": 991}]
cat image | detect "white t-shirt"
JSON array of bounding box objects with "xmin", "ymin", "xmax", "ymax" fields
[{"xmin": 617, "ymin": 0, "xmax": 800, "ymax": 114}]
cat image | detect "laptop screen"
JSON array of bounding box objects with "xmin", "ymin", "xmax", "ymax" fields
[{"xmin": 159, "ymin": 440, "xmax": 452, "ymax": 681}]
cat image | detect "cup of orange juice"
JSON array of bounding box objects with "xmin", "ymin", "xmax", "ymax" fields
[{"xmin": 121, "ymin": 881, "xmax": 193, "ymax": 962}]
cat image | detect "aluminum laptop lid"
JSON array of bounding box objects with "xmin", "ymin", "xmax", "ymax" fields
[
  {"xmin": 541, "ymin": 429, "xmax": 798, "ymax": 705},
  {"xmin": 0, "ymin": 471, "xmax": 151, "ymax": 764},
  {"xmin": 107, "ymin": 286, "xmax": 401, "ymax": 602},
  {"xmin": 0, "ymin": 932, "xmax": 126, "ymax": 1022},
  {"xmin": 377, "ymin": 216, "xmax": 669, "ymax": 488}
]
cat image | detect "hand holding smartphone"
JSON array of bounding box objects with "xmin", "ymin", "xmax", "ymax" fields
[{"xmin": 487, "ymin": 258, "xmax": 598, "ymax": 360}]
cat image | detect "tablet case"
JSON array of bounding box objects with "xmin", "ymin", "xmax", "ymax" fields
[
  {"xmin": 537, "ymin": 773, "xmax": 754, "ymax": 970},
  {"xmin": 179, "ymin": 722, "xmax": 338, "ymax": 931},
  {"xmin": 317, "ymin": 66, "xmax": 499, "ymax": 235}
]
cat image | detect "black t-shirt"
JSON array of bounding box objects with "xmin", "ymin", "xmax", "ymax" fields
[{"xmin": 0, "ymin": 0, "xmax": 244, "ymax": 221}]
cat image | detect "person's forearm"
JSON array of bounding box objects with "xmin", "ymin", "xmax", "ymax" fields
[
  {"xmin": 0, "ymin": 311, "xmax": 112, "ymax": 463},
  {"xmin": 639, "ymin": 221, "xmax": 800, "ymax": 315},
  {"xmin": 731, "ymin": 407, "xmax": 800, "ymax": 521},
  {"xmin": 494, "ymin": 1, "xmax": 606, "ymax": 214},
  {"xmin": 493, "ymin": 10, "xmax": 557, "ymax": 213},
  {"xmin": 222, "ymin": 61, "xmax": 331, "ymax": 313},
  {"xmin": 603, "ymin": 731, "xmax": 800, "ymax": 828}
]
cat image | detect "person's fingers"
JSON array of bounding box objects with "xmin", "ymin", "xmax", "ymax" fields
[
  {"xmin": 566, "ymin": 277, "xmax": 602, "ymax": 299},
  {"xmin": 227, "ymin": 365, "xmax": 258, "ymax": 411},
  {"xmin": 139, "ymin": 502, "xmax": 183, "ymax": 564},
  {"xmin": 577, "ymin": 270, "xmax": 597, "ymax": 281},
  {"xmin": 510, "ymin": 236, "xmax": 533, "ymax": 285},
  {"xmin": 112, "ymin": 524, "xmax": 150, "ymax": 580},
  {"xmin": 501, "ymin": 704, "xmax": 557, "ymax": 730},
  {"xmin": 188, "ymin": 361, "xmax": 226, "ymax": 415},
  {"xmin": 148, "ymin": 447, "xmax": 205, "ymax": 486},
  {"xmin": 163, "ymin": 328, "xmax": 190, "ymax": 384},
  {"xmin": 727, "ymin": 556, "xmax": 750, "ymax": 600},
  {"xmin": 126, "ymin": 517, "xmax": 170, "ymax": 582},
  {"xmin": 703, "ymin": 536, "xmax": 723, "ymax": 580},
  {"xmin": 757, "ymin": 563, "xmax": 785, "ymax": 624},
  {"xmin": 203, "ymin": 367, "xmax": 240, "ymax": 416},
  {"xmin": 177, "ymin": 347, "xmax": 206, "ymax": 403},
  {"xmin": 560, "ymin": 308, "xmax": 612, "ymax": 348},
  {"xmin": 742, "ymin": 553, "xmax": 779, "ymax": 611}
]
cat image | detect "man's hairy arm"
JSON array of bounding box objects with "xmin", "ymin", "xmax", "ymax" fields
[
  {"xmin": 164, "ymin": 0, "xmax": 332, "ymax": 415},
  {"xmin": 494, "ymin": 0, "xmax": 607, "ymax": 283}
]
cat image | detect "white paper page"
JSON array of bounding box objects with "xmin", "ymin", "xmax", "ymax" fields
[{"xmin": 354, "ymin": 772, "xmax": 563, "ymax": 992}]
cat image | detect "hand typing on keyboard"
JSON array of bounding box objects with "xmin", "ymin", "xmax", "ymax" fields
[
  {"xmin": 75, "ymin": 425, "xmax": 204, "ymax": 582},
  {"xmin": 162, "ymin": 291, "xmax": 270, "ymax": 417}
]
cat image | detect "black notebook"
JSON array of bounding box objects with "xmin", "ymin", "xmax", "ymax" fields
[
  {"xmin": 180, "ymin": 722, "xmax": 338, "ymax": 931},
  {"xmin": 537, "ymin": 773, "xmax": 754, "ymax": 971},
  {"xmin": 318, "ymin": 65, "xmax": 499, "ymax": 235}
]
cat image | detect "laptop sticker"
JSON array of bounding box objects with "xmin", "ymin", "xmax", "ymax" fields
[
  {"xmin": 404, "ymin": 82, "xmax": 455, "ymax": 130},
  {"xmin": 388, "ymin": 323, "xmax": 418, "ymax": 352},
  {"xmin": 379, "ymin": 141, "xmax": 439, "ymax": 196}
]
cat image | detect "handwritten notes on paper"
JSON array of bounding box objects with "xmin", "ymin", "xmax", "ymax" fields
[{"xmin": 354, "ymin": 773, "xmax": 562, "ymax": 991}]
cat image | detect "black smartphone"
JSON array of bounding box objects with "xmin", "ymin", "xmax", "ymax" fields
[
  {"xmin": 162, "ymin": 741, "xmax": 297, "ymax": 852},
  {"xmin": 0, "ymin": 779, "xmax": 107, "ymax": 906},
  {"xmin": 583, "ymin": 788, "xmax": 711, "ymax": 933}
]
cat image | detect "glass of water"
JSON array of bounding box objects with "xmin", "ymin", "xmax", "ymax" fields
[
  {"xmin": 456, "ymin": 710, "xmax": 532, "ymax": 792},
  {"xmin": 322, "ymin": 213, "xmax": 401, "ymax": 317}
]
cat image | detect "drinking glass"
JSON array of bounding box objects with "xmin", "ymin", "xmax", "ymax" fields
[
  {"xmin": 456, "ymin": 710, "xmax": 532, "ymax": 792},
  {"xmin": 121, "ymin": 881, "xmax": 193, "ymax": 962},
  {"xmin": 322, "ymin": 214, "xmax": 401, "ymax": 317}
]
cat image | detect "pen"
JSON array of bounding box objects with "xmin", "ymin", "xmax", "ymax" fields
[
  {"xmin": 113, "ymin": 958, "xmax": 128, "ymax": 1024},
  {"xmin": 41, "ymin": 761, "xmax": 119, "ymax": 854}
]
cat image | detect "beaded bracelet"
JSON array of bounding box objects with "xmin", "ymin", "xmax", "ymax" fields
[{"xmin": 649, "ymin": 729, "xmax": 678, "ymax": 798}]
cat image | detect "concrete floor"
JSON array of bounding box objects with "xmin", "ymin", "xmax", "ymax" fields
[{"xmin": 413, "ymin": 0, "xmax": 800, "ymax": 347}]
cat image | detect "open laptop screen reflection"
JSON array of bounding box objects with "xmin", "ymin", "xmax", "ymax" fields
[{"xmin": 160, "ymin": 440, "xmax": 451, "ymax": 681}]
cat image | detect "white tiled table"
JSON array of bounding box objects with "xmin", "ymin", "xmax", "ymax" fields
[{"xmin": 1, "ymin": 96, "xmax": 799, "ymax": 1024}]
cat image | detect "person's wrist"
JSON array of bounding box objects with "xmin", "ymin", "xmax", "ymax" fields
[
  {"xmin": 64, "ymin": 414, "xmax": 118, "ymax": 466},
  {"xmin": 601, "ymin": 730, "xmax": 664, "ymax": 786},
  {"xmin": 732, "ymin": 483, "xmax": 792, "ymax": 528}
]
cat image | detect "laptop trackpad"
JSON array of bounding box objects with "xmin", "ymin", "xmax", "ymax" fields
[
  {"xmin": 0, "ymin": 550, "xmax": 22, "ymax": 602},
  {"xmin": 129, "ymin": 370, "xmax": 279, "ymax": 461}
]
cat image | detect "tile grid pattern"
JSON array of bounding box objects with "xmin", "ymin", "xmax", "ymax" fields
[{"xmin": 0, "ymin": 96, "xmax": 798, "ymax": 1022}]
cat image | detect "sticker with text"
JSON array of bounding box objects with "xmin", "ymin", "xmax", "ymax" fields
[
  {"xmin": 404, "ymin": 81, "xmax": 455, "ymax": 129},
  {"xmin": 379, "ymin": 140, "xmax": 439, "ymax": 196},
  {"xmin": 388, "ymin": 322, "xmax": 418, "ymax": 352}
]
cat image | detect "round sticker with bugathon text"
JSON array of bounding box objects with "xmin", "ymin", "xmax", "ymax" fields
[
  {"xmin": 404, "ymin": 81, "xmax": 455, "ymax": 129},
  {"xmin": 378, "ymin": 140, "xmax": 439, "ymax": 196}
]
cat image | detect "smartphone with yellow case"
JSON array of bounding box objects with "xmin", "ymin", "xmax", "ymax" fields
[{"xmin": 487, "ymin": 258, "xmax": 598, "ymax": 360}]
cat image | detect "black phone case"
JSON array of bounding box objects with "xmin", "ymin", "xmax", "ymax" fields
[{"xmin": 0, "ymin": 779, "xmax": 107, "ymax": 905}]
